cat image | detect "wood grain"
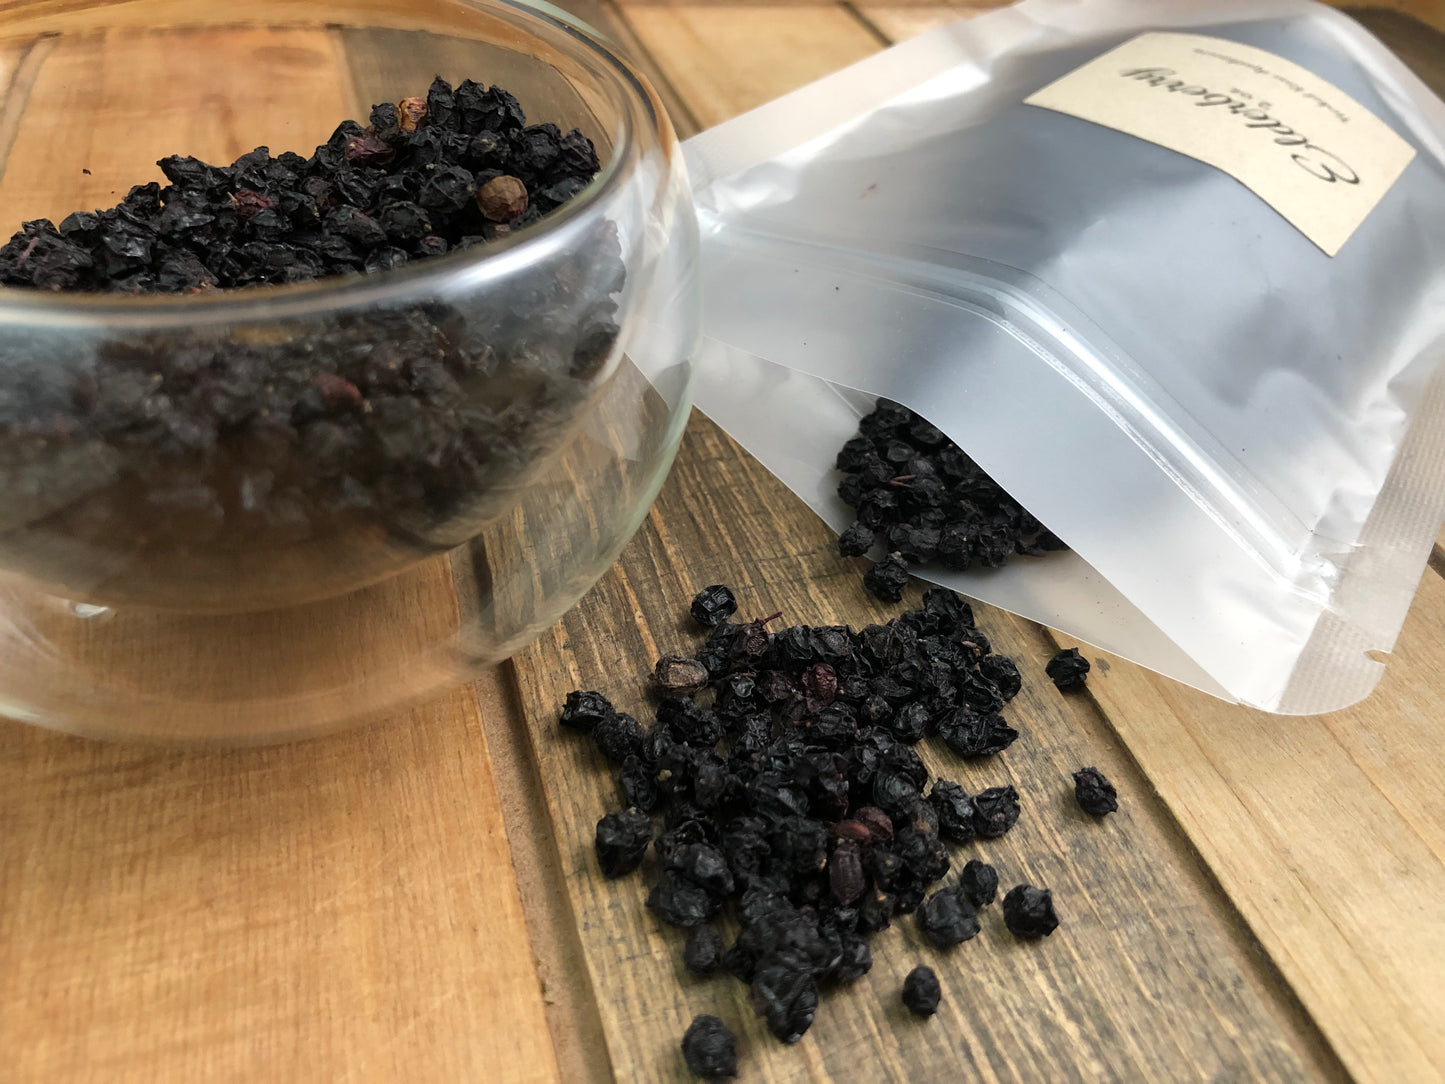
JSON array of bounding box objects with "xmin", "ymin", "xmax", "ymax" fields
[
  {"xmin": 0, "ymin": 692, "xmax": 561, "ymax": 1084},
  {"xmin": 0, "ymin": 25, "xmax": 350, "ymax": 224},
  {"xmin": 1053, "ymin": 569, "xmax": 1445, "ymax": 1084},
  {"xmin": 0, "ymin": 23, "xmax": 559, "ymax": 1084},
  {"xmin": 621, "ymin": 4, "xmax": 880, "ymax": 128}
]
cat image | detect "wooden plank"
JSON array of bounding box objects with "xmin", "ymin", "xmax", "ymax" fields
[
  {"xmin": 1051, "ymin": 568, "xmax": 1445, "ymax": 1084},
  {"xmin": 854, "ymin": 4, "xmax": 969, "ymax": 43},
  {"xmin": 0, "ymin": 25, "xmax": 560, "ymax": 1083},
  {"xmin": 0, "ymin": 26, "xmax": 351, "ymax": 224},
  {"xmin": 511, "ymin": 410, "xmax": 1349, "ymax": 1083},
  {"xmin": 0, "ymin": 691, "xmax": 562, "ymax": 1084},
  {"xmin": 621, "ymin": 4, "xmax": 881, "ymax": 128},
  {"xmin": 0, "ymin": 0, "xmax": 560, "ymax": 41}
]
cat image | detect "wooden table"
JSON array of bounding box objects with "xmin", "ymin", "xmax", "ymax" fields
[{"xmin": 1, "ymin": 1, "xmax": 1443, "ymax": 1081}]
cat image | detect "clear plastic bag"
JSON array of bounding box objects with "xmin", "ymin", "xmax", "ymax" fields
[{"xmin": 684, "ymin": 0, "xmax": 1445, "ymax": 712}]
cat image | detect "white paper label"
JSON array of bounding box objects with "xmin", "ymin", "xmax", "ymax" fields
[{"xmin": 1024, "ymin": 31, "xmax": 1416, "ymax": 256}]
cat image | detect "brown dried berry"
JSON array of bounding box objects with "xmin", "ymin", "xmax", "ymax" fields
[
  {"xmin": 852, "ymin": 806, "xmax": 894, "ymax": 844},
  {"xmin": 828, "ymin": 840, "xmax": 865, "ymax": 904},
  {"xmin": 477, "ymin": 174, "xmax": 529, "ymax": 222},
  {"xmin": 829, "ymin": 820, "xmax": 871, "ymax": 844},
  {"xmin": 343, "ymin": 131, "xmax": 395, "ymax": 167},
  {"xmin": 396, "ymin": 95, "xmax": 428, "ymax": 132},
  {"xmin": 313, "ymin": 371, "xmax": 363, "ymax": 409},
  {"xmin": 654, "ymin": 654, "xmax": 710, "ymax": 693},
  {"xmin": 232, "ymin": 190, "xmax": 275, "ymax": 220},
  {"xmin": 801, "ymin": 663, "xmax": 838, "ymax": 706}
]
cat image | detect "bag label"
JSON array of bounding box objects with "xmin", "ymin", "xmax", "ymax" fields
[{"xmin": 1024, "ymin": 31, "xmax": 1415, "ymax": 255}]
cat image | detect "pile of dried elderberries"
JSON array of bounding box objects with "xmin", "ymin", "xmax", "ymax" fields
[
  {"xmin": 565, "ymin": 583, "xmax": 1115, "ymax": 1079},
  {"xmin": 0, "ymin": 77, "xmax": 619, "ymax": 605}
]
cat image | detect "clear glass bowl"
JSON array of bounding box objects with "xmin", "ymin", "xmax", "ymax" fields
[{"xmin": 0, "ymin": 0, "xmax": 698, "ymax": 741}]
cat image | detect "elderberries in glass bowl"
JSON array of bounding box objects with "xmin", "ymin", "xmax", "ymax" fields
[{"xmin": 0, "ymin": 0, "xmax": 697, "ymax": 741}]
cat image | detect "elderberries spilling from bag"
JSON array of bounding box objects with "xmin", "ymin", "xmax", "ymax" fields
[
  {"xmin": 566, "ymin": 585, "xmax": 1032, "ymax": 1055},
  {"xmin": 836, "ymin": 399, "xmax": 1068, "ymax": 602},
  {"xmin": 0, "ymin": 77, "xmax": 620, "ymax": 605}
]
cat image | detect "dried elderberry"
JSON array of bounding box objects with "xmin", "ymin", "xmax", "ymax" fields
[
  {"xmin": 957, "ymin": 859, "xmax": 998, "ymax": 908},
  {"xmin": 901, "ymin": 965, "xmax": 942, "ymax": 1017},
  {"xmin": 681, "ymin": 1014, "xmax": 738, "ymax": 1080},
  {"xmin": 648, "ymin": 871, "xmax": 723, "ymax": 928},
  {"xmin": 592, "ymin": 711, "xmax": 644, "ymax": 763},
  {"xmin": 1002, "ymin": 884, "xmax": 1060, "ymax": 939},
  {"xmin": 655, "ymin": 655, "xmax": 711, "ymax": 693},
  {"xmin": 972, "ymin": 785, "xmax": 1021, "ymax": 838},
  {"xmin": 938, "ymin": 709, "xmax": 1019, "ymax": 758},
  {"xmin": 927, "ymin": 780, "xmax": 976, "ymax": 844},
  {"xmin": 684, "ymin": 925, "xmax": 724, "ymax": 977},
  {"xmin": 1072, "ymin": 766, "xmax": 1118, "ymax": 816},
  {"xmin": 595, "ymin": 808, "xmax": 652, "ymax": 878},
  {"xmin": 751, "ymin": 963, "xmax": 818, "ymax": 1044},
  {"xmin": 916, "ymin": 885, "xmax": 980, "ymax": 948},
  {"xmin": 1046, "ymin": 648, "xmax": 1090, "ymax": 691},
  {"xmin": 862, "ymin": 552, "xmax": 911, "ymax": 603},
  {"xmin": 690, "ymin": 584, "xmax": 738, "ymax": 628},
  {"xmin": 560, "ymin": 690, "xmax": 613, "ymax": 732}
]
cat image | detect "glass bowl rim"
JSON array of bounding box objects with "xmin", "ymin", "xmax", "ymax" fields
[{"xmin": 0, "ymin": 0, "xmax": 665, "ymax": 330}]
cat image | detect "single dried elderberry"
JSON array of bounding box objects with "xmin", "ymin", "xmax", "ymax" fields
[
  {"xmin": 862, "ymin": 552, "xmax": 910, "ymax": 603},
  {"xmin": 561, "ymin": 690, "xmax": 612, "ymax": 732},
  {"xmin": 689, "ymin": 584, "xmax": 738, "ymax": 628},
  {"xmin": 837, "ymin": 520, "xmax": 874, "ymax": 557},
  {"xmin": 927, "ymin": 779, "xmax": 976, "ymax": 843},
  {"xmin": 684, "ymin": 924, "xmax": 724, "ymax": 977},
  {"xmin": 972, "ymin": 785, "xmax": 1021, "ymax": 838},
  {"xmin": 595, "ymin": 808, "xmax": 652, "ymax": 878},
  {"xmin": 681, "ymin": 1014, "xmax": 738, "ymax": 1079},
  {"xmin": 592, "ymin": 711, "xmax": 643, "ymax": 763},
  {"xmin": 916, "ymin": 886, "xmax": 980, "ymax": 948},
  {"xmin": 750, "ymin": 963, "xmax": 818, "ymax": 1044},
  {"xmin": 648, "ymin": 870, "xmax": 722, "ymax": 927},
  {"xmin": 901, "ymin": 965, "xmax": 941, "ymax": 1017},
  {"xmin": 938, "ymin": 709, "xmax": 1019, "ymax": 757},
  {"xmin": 476, "ymin": 174, "xmax": 529, "ymax": 221},
  {"xmin": 655, "ymin": 655, "xmax": 710, "ymax": 693},
  {"xmin": 957, "ymin": 859, "xmax": 998, "ymax": 908},
  {"xmin": 1073, "ymin": 766, "xmax": 1118, "ymax": 816},
  {"xmin": 1002, "ymin": 884, "xmax": 1059, "ymax": 939},
  {"xmin": 828, "ymin": 933, "xmax": 872, "ymax": 985},
  {"xmin": 1046, "ymin": 647, "xmax": 1090, "ymax": 691}
]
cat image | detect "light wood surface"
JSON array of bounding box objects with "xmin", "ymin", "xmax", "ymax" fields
[{"xmin": 1, "ymin": 2, "xmax": 1443, "ymax": 1082}]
